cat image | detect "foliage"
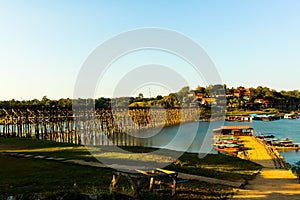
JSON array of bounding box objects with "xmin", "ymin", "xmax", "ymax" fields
[
  {"xmin": 1, "ymin": 85, "xmax": 300, "ymax": 112},
  {"xmin": 291, "ymin": 161, "xmax": 300, "ymax": 179}
]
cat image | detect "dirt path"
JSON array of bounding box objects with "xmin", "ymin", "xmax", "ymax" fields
[{"xmin": 232, "ymin": 136, "xmax": 300, "ymax": 199}]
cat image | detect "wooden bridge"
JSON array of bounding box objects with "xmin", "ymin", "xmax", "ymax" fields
[{"xmin": 0, "ymin": 106, "xmax": 202, "ymax": 145}]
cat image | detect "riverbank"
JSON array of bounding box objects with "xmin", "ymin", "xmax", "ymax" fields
[{"xmin": 232, "ymin": 136, "xmax": 300, "ymax": 199}]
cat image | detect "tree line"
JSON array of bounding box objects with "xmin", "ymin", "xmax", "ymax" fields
[
  {"xmin": 1, "ymin": 85, "xmax": 300, "ymax": 112},
  {"xmin": 225, "ymin": 86, "xmax": 300, "ymax": 111}
]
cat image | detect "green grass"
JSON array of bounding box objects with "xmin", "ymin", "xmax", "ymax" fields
[
  {"xmin": 166, "ymin": 153, "xmax": 262, "ymax": 181},
  {"xmin": 121, "ymin": 147, "xmax": 262, "ymax": 181},
  {"xmin": 0, "ymin": 137, "xmax": 262, "ymax": 199},
  {"xmin": 0, "ymin": 154, "xmax": 113, "ymax": 199},
  {"xmin": 0, "ymin": 137, "xmax": 98, "ymax": 162},
  {"xmin": 0, "ymin": 154, "xmax": 235, "ymax": 200},
  {"xmin": 226, "ymin": 108, "xmax": 281, "ymax": 116},
  {"xmin": 0, "ymin": 137, "xmax": 76, "ymax": 150}
]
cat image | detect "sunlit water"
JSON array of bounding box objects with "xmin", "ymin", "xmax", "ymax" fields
[
  {"xmin": 2, "ymin": 117, "xmax": 300, "ymax": 165},
  {"xmin": 141, "ymin": 118, "xmax": 300, "ymax": 166}
]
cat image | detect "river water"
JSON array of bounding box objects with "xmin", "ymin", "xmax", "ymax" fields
[
  {"xmin": 141, "ymin": 118, "xmax": 300, "ymax": 166},
  {"xmin": 3, "ymin": 117, "xmax": 299, "ymax": 165}
]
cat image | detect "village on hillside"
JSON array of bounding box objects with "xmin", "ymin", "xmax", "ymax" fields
[
  {"xmin": 127, "ymin": 85, "xmax": 300, "ymax": 114},
  {"xmin": 186, "ymin": 85, "xmax": 300, "ymax": 111}
]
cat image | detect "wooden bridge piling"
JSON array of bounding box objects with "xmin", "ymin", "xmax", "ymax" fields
[{"xmin": 0, "ymin": 106, "xmax": 202, "ymax": 146}]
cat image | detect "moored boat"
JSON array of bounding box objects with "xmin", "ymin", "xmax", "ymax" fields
[
  {"xmin": 253, "ymin": 114, "xmax": 280, "ymax": 121},
  {"xmin": 284, "ymin": 114, "xmax": 298, "ymax": 119},
  {"xmin": 272, "ymin": 138, "xmax": 299, "ymax": 149},
  {"xmin": 257, "ymin": 136, "xmax": 300, "ymax": 151},
  {"xmin": 256, "ymin": 134, "xmax": 275, "ymax": 139},
  {"xmin": 226, "ymin": 115, "xmax": 253, "ymax": 122},
  {"xmin": 213, "ymin": 125, "xmax": 253, "ymax": 136},
  {"xmin": 213, "ymin": 125, "xmax": 253, "ymax": 155},
  {"xmin": 214, "ymin": 139, "xmax": 240, "ymax": 145},
  {"xmin": 215, "ymin": 144, "xmax": 240, "ymax": 155}
]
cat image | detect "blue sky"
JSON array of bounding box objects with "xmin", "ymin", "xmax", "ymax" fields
[{"xmin": 0, "ymin": 0, "xmax": 300, "ymax": 100}]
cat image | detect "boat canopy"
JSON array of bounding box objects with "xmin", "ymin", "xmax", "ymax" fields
[{"xmin": 213, "ymin": 125, "xmax": 253, "ymax": 136}]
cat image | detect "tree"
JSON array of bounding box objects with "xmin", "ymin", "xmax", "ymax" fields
[
  {"xmin": 58, "ymin": 98, "xmax": 72, "ymax": 107},
  {"xmin": 176, "ymin": 86, "xmax": 190, "ymax": 103},
  {"xmin": 207, "ymin": 84, "xmax": 225, "ymax": 97},
  {"xmin": 156, "ymin": 95, "xmax": 163, "ymax": 100},
  {"xmin": 195, "ymin": 85, "xmax": 205, "ymax": 94},
  {"xmin": 40, "ymin": 96, "xmax": 53, "ymax": 107},
  {"xmin": 163, "ymin": 93, "xmax": 180, "ymax": 108},
  {"xmin": 182, "ymin": 96, "xmax": 194, "ymax": 107},
  {"xmin": 138, "ymin": 93, "xmax": 144, "ymax": 100}
]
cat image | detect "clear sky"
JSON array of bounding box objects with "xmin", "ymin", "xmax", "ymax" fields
[{"xmin": 0, "ymin": 0, "xmax": 300, "ymax": 100}]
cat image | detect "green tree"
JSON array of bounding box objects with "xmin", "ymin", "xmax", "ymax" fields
[
  {"xmin": 195, "ymin": 85, "xmax": 205, "ymax": 94},
  {"xmin": 176, "ymin": 86, "xmax": 190, "ymax": 103},
  {"xmin": 163, "ymin": 93, "xmax": 180, "ymax": 108},
  {"xmin": 138, "ymin": 93, "xmax": 144, "ymax": 100}
]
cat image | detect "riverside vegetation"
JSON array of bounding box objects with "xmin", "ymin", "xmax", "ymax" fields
[{"xmin": 2, "ymin": 84, "xmax": 300, "ymax": 111}]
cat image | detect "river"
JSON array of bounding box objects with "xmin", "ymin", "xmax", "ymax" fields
[
  {"xmin": 140, "ymin": 118, "xmax": 300, "ymax": 166},
  {"xmin": 2, "ymin": 117, "xmax": 299, "ymax": 165}
]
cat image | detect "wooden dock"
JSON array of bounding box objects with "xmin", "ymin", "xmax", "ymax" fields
[
  {"xmin": 237, "ymin": 136, "xmax": 289, "ymax": 168},
  {"xmin": 232, "ymin": 136, "xmax": 300, "ymax": 199}
]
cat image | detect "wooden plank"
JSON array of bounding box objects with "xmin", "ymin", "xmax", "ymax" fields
[
  {"xmin": 136, "ymin": 169, "xmax": 152, "ymax": 176},
  {"xmin": 156, "ymin": 168, "xmax": 177, "ymax": 175}
]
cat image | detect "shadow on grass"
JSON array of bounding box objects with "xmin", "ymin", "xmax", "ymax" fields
[{"xmin": 165, "ymin": 153, "xmax": 262, "ymax": 181}]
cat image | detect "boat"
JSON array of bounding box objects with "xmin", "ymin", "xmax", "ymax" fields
[
  {"xmin": 271, "ymin": 138, "xmax": 300, "ymax": 150},
  {"xmin": 273, "ymin": 138, "xmax": 295, "ymax": 146},
  {"xmin": 217, "ymin": 135, "xmax": 240, "ymax": 140},
  {"xmin": 253, "ymin": 114, "xmax": 280, "ymax": 121},
  {"xmin": 262, "ymin": 137, "xmax": 278, "ymax": 145},
  {"xmin": 284, "ymin": 114, "xmax": 298, "ymax": 119},
  {"xmin": 279, "ymin": 138, "xmax": 293, "ymax": 144},
  {"xmin": 215, "ymin": 143, "xmax": 240, "ymax": 155},
  {"xmin": 256, "ymin": 136, "xmax": 298, "ymax": 149},
  {"xmin": 213, "ymin": 125, "xmax": 253, "ymax": 136},
  {"xmin": 213, "ymin": 125, "xmax": 254, "ymax": 155},
  {"xmin": 226, "ymin": 115, "xmax": 253, "ymax": 122},
  {"xmin": 256, "ymin": 134, "xmax": 275, "ymax": 139},
  {"xmin": 214, "ymin": 139, "xmax": 240, "ymax": 145}
]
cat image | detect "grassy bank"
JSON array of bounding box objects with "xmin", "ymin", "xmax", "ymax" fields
[
  {"xmin": 0, "ymin": 137, "xmax": 261, "ymax": 199},
  {"xmin": 226, "ymin": 108, "xmax": 282, "ymax": 116}
]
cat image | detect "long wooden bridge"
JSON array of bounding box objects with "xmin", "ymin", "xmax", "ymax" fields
[{"xmin": 0, "ymin": 106, "xmax": 205, "ymax": 145}]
